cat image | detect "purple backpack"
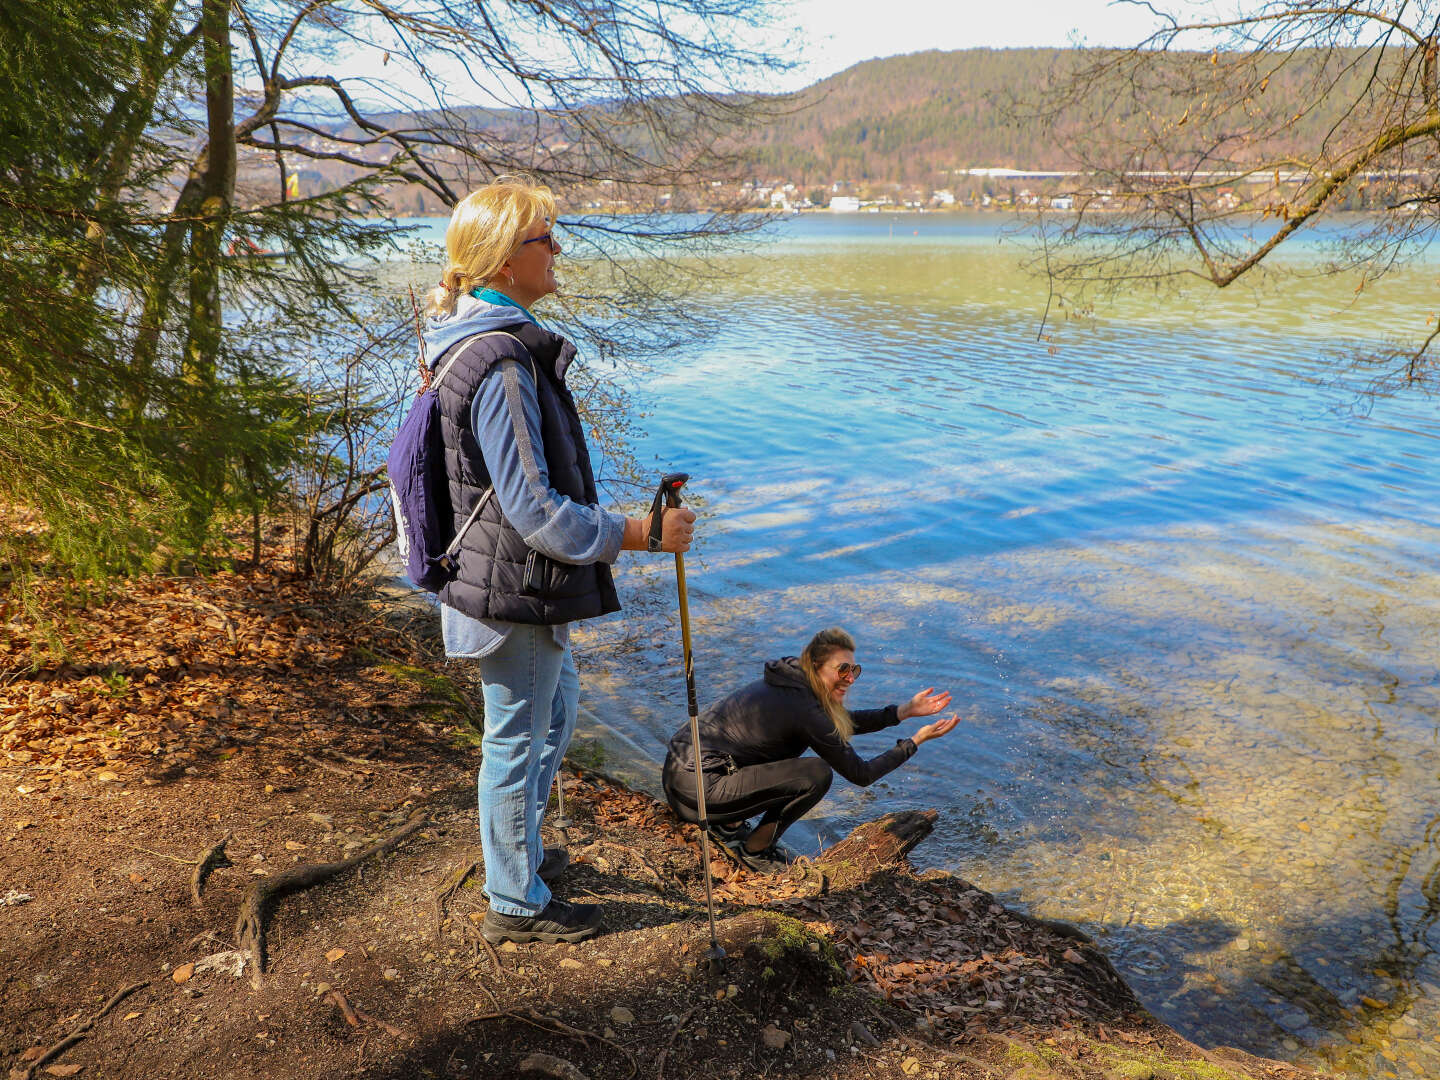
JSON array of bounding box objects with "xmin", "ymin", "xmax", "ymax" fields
[{"xmin": 386, "ymin": 331, "xmax": 518, "ymax": 592}]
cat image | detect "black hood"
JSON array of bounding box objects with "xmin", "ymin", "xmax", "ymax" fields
[{"xmin": 763, "ymin": 656, "xmax": 808, "ymax": 691}]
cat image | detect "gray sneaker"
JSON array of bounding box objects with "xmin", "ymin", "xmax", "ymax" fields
[
  {"xmin": 538, "ymin": 847, "xmax": 569, "ymax": 885},
  {"xmin": 482, "ymin": 899, "xmax": 602, "ymax": 944}
]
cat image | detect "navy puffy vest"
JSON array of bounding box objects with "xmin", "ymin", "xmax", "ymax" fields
[{"xmin": 433, "ymin": 322, "xmax": 620, "ymax": 625}]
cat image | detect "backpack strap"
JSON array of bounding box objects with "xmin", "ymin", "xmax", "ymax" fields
[{"xmin": 433, "ymin": 330, "xmax": 542, "ymax": 560}]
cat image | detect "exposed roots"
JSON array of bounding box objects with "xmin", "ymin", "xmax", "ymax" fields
[
  {"xmin": 235, "ymin": 813, "xmax": 427, "ymax": 987},
  {"xmin": 322, "ymin": 988, "xmax": 410, "ymax": 1039},
  {"xmin": 190, "ymin": 831, "xmax": 232, "ymax": 906},
  {"xmin": 432, "ymin": 858, "xmax": 481, "ymax": 937},
  {"xmin": 16, "ymin": 980, "xmax": 149, "ymax": 1080},
  {"xmin": 468, "ymin": 1007, "xmax": 637, "ymax": 1079}
]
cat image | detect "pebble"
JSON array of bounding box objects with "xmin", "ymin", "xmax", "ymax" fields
[
  {"xmin": 609, "ymin": 1006, "xmax": 634, "ymax": 1024},
  {"xmin": 560, "ymin": 958, "xmax": 583, "ymax": 970}
]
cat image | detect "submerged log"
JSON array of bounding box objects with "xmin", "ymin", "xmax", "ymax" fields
[{"xmin": 815, "ymin": 809, "xmax": 936, "ymax": 889}]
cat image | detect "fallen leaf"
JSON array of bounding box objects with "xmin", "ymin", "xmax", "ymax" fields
[
  {"xmin": 122, "ymin": 1012, "xmax": 141, "ymax": 1021},
  {"xmin": 609, "ymin": 1006, "xmax": 634, "ymax": 1024},
  {"xmin": 128, "ymin": 873, "xmax": 144, "ymax": 884},
  {"xmin": 96, "ymin": 770, "xmax": 119, "ymax": 782},
  {"xmin": 20, "ymin": 1048, "xmax": 45, "ymax": 1061},
  {"xmin": 44, "ymin": 1066, "xmax": 83, "ymax": 1077},
  {"xmin": 1062, "ymin": 948, "xmax": 1083, "ymax": 964},
  {"xmin": 325, "ymin": 948, "xmax": 346, "ymax": 963},
  {"xmin": 172, "ymin": 963, "xmax": 195, "ymax": 984}
]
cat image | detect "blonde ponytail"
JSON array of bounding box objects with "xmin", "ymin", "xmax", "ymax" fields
[
  {"xmin": 426, "ymin": 175, "xmax": 558, "ymax": 317},
  {"xmin": 801, "ymin": 627, "xmax": 856, "ymax": 741}
]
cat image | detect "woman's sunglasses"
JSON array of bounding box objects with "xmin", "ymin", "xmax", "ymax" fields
[
  {"xmin": 521, "ymin": 231, "xmax": 555, "ymax": 247},
  {"xmin": 834, "ymin": 662, "xmax": 862, "ymax": 681}
]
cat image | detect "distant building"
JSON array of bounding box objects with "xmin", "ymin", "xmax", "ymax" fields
[{"xmin": 829, "ymin": 196, "xmax": 861, "ymax": 212}]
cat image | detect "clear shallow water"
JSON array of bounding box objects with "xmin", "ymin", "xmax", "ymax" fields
[{"xmin": 547, "ymin": 213, "xmax": 1440, "ymax": 1076}]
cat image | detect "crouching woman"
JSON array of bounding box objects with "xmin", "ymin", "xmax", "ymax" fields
[{"xmin": 661, "ymin": 627, "xmax": 958, "ymax": 872}]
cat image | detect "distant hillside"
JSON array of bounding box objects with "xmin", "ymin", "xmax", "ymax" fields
[
  {"xmin": 274, "ymin": 47, "xmax": 1389, "ymax": 210},
  {"xmin": 734, "ymin": 45, "xmax": 1387, "ymax": 189},
  {"xmin": 739, "ymin": 48, "xmax": 1072, "ymax": 184}
]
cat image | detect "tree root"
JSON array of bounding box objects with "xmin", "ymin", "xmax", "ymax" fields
[
  {"xmin": 300, "ymin": 752, "xmax": 356, "ymax": 777},
  {"xmin": 322, "ymin": 988, "xmax": 409, "ymax": 1038},
  {"xmin": 468, "ymin": 1007, "xmax": 637, "ymax": 1079},
  {"xmin": 655, "ymin": 1001, "xmax": 704, "ymax": 1080},
  {"xmin": 519, "ymin": 1051, "xmax": 589, "ymax": 1080},
  {"xmin": 574, "ymin": 840, "xmax": 666, "ymax": 891},
  {"xmin": 432, "ymin": 859, "xmax": 481, "ymax": 936},
  {"xmin": 235, "ymin": 813, "xmax": 427, "ymax": 988},
  {"xmin": 15, "ymin": 980, "xmax": 148, "ymax": 1080},
  {"xmin": 190, "ymin": 832, "xmax": 232, "ymax": 906}
]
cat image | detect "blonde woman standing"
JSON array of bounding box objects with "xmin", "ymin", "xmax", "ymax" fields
[
  {"xmin": 661, "ymin": 628, "xmax": 959, "ymax": 873},
  {"xmin": 423, "ymin": 177, "xmax": 694, "ymax": 943}
]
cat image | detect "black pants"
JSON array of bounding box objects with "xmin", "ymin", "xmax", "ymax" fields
[{"xmin": 662, "ymin": 753, "xmax": 832, "ymax": 846}]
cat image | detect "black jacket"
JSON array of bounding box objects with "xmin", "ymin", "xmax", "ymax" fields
[
  {"xmin": 433, "ymin": 321, "xmax": 620, "ymax": 625},
  {"xmin": 665, "ymin": 657, "xmax": 916, "ymax": 787}
]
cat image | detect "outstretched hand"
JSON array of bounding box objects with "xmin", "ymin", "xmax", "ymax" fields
[
  {"xmin": 912, "ymin": 713, "xmax": 960, "ymax": 746},
  {"xmin": 899, "ymin": 686, "xmax": 952, "ymax": 721}
]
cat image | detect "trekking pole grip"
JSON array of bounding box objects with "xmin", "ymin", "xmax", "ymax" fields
[{"xmin": 647, "ymin": 472, "xmax": 689, "ymax": 552}]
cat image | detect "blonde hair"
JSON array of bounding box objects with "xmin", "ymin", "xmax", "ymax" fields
[
  {"xmin": 800, "ymin": 627, "xmax": 856, "ymax": 742},
  {"xmin": 427, "ymin": 175, "xmax": 557, "ymax": 316}
]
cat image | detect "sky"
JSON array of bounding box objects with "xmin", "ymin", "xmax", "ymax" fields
[
  {"xmin": 777, "ymin": 0, "xmax": 1170, "ymax": 89},
  {"xmin": 319, "ymin": 0, "xmax": 1178, "ymax": 112}
]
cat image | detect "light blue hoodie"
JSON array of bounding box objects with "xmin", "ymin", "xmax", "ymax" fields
[{"xmin": 422, "ymin": 292, "xmax": 626, "ymax": 658}]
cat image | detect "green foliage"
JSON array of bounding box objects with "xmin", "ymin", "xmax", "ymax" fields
[{"xmin": 2, "ymin": 0, "xmax": 797, "ymax": 586}]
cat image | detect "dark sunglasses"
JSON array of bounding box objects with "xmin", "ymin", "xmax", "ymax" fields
[
  {"xmin": 834, "ymin": 662, "xmax": 862, "ymax": 681},
  {"xmin": 521, "ymin": 231, "xmax": 554, "ymax": 247}
]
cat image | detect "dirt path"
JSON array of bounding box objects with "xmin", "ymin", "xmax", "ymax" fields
[{"xmin": 0, "ymin": 566, "xmax": 1318, "ymax": 1079}]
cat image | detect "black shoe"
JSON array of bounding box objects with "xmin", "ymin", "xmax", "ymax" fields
[
  {"xmin": 707, "ymin": 820, "xmax": 752, "ymax": 847},
  {"xmin": 729, "ymin": 843, "xmax": 791, "ymax": 875},
  {"xmin": 482, "ymin": 899, "xmax": 602, "ymax": 944},
  {"xmin": 538, "ymin": 847, "xmax": 569, "ymax": 885}
]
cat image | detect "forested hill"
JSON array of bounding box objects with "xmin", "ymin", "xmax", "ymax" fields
[
  {"xmin": 733, "ymin": 45, "xmax": 1382, "ymax": 188},
  {"xmin": 740, "ymin": 48, "xmax": 1070, "ymax": 184}
]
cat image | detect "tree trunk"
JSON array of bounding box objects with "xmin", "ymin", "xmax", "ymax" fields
[
  {"xmin": 176, "ymin": 0, "xmax": 238, "ymax": 541},
  {"xmin": 815, "ymin": 809, "xmax": 936, "ymax": 890}
]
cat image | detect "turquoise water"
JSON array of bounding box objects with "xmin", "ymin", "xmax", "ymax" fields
[
  {"xmin": 567, "ymin": 214, "xmax": 1440, "ymax": 1076},
  {"xmin": 405, "ymin": 212, "xmax": 1440, "ymax": 1073}
]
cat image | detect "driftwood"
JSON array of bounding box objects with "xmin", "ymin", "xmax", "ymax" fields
[
  {"xmin": 235, "ymin": 813, "xmax": 427, "ymax": 987},
  {"xmin": 815, "ymin": 809, "xmax": 937, "ymax": 889}
]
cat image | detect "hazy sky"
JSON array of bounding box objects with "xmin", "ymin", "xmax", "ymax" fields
[
  {"xmin": 321, "ymin": 0, "xmax": 1175, "ymax": 109},
  {"xmin": 780, "ymin": 0, "xmax": 1168, "ymax": 87}
]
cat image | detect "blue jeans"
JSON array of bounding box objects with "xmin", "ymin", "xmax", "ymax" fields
[{"xmin": 474, "ymin": 623, "xmax": 578, "ymax": 916}]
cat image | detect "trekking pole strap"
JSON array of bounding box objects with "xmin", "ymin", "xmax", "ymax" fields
[{"xmin": 647, "ymin": 472, "xmax": 689, "ymax": 552}]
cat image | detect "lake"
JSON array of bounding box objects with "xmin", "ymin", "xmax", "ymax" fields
[{"xmin": 408, "ymin": 211, "xmax": 1440, "ymax": 1076}]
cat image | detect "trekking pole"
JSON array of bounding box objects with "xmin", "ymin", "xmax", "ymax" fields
[
  {"xmin": 650, "ymin": 472, "xmax": 725, "ymax": 974},
  {"xmin": 553, "ymin": 772, "xmax": 570, "ymax": 834}
]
